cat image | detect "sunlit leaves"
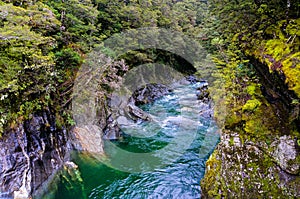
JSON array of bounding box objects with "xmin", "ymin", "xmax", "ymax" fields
[{"xmin": 0, "ymin": 1, "xmax": 58, "ymax": 133}]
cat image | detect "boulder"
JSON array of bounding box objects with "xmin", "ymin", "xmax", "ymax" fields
[
  {"xmin": 201, "ymin": 132, "xmax": 300, "ymax": 198},
  {"xmin": 127, "ymin": 103, "xmax": 152, "ymax": 121},
  {"xmin": 196, "ymin": 81, "xmax": 210, "ymax": 101},
  {"xmin": 71, "ymin": 125, "xmax": 104, "ymax": 154}
]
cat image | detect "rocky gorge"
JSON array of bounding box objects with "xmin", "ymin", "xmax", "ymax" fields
[
  {"xmin": 1, "ymin": 0, "xmax": 299, "ymax": 198},
  {"xmin": 0, "ymin": 56, "xmax": 299, "ymax": 199},
  {"xmin": 0, "ymin": 67, "xmax": 299, "ymax": 198},
  {"xmin": 0, "ymin": 75, "xmax": 212, "ymax": 198}
]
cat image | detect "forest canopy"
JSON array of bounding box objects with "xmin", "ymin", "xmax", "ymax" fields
[
  {"xmin": 0, "ymin": 0, "xmax": 208, "ymax": 134},
  {"xmin": 0, "ymin": 0, "xmax": 299, "ymax": 136}
]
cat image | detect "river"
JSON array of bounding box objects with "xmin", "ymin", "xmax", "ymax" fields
[{"xmin": 50, "ymin": 80, "xmax": 219, "ymax": 199}]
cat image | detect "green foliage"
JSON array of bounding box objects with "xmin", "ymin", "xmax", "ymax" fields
[
  {"xmin": 208, "ymin": 40, "xmax": 294, "ymax": 142},
  {"xmin": 46, "ymin": 0, "xmax": 100, "ymax": 50},
  {"xmin": 0, "ymin": 0, "xmax": 212, "ymax": 134},
  {"xmin": 54, "ymin": 47, "xmax": 82, "ymax": 84},
  {"xmin": 281, "ymin": 52, "xmax": 300, "ymax": 95},
  {"xmin": 55, "ymin": 48, "xmax": 81, "ymax": 70},
  {"xmin": 63, "ymin": 111, "xmax": 76, "ymax": 126},
  {"xmin": 1, "ymin": 0, "xmax": 296, "ymax": 144},
  {"xmin": 206, "ymin": 0, "xmax": 300, "ymax": 138},
  {"xmin": 246, "ymin": 84, "xmax": 259, "ymax": 96},
  {"xmin": 0, "ymin": 2, "xmax": 60, "ymax": 134},
  {"xmin": 242, "ymin": 99, "xmax": 261, "ymax": 112},
  {"xmin": 209, "ymin": 0, "xmax": 300, "ymax": 97}
]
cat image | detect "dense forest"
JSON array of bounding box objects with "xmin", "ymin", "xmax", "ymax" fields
[
  {"xmin": 0, "ymin": 0, "xmax": 208, "ymax": 134},
  {"xmin": 0, "ymin": 0, "xmax": 299, "ymax": 198},
  {"xmin": 206, "ymin": 0, "xmax": 300, "ymax": 145}
]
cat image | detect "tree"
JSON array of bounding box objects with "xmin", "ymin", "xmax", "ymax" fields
[{"xmin": 0, "ymin": 1, "xmax": 60, "ymax": 133}]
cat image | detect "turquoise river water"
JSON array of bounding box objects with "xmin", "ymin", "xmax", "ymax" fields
[{"xmin": 50, "ymin": 81, "xmax": 219, "ymax": 199}]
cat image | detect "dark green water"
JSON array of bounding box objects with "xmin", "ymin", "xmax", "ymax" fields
[{"xmin": 50, "ymin": 82, "xmax": 219, "ymax": 199}]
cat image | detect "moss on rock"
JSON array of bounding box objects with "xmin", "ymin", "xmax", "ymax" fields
[{"xmin": 201, "ymin": 132, "xmax": 300, "ymax": 198}]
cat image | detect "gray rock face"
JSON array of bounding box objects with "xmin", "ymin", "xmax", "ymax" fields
[
  {"xmin": 101, "ymin": 111, "xmax": 131, "ymax": 141},
  {"xmin": 271, "ymin": 135, "xmax": 299, "ymax": 175},
  {"xmin": 103, "ymin": 115, "xmax": 121, "ymax": 140},
  {"xmin": 0, "ymin": 111, "xmax": 68, "ymax": 199}
]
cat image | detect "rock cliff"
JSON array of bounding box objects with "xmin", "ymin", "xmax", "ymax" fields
[{"xmin": 0, "ymin": 110, "xmax": 69, "ymax": 198}]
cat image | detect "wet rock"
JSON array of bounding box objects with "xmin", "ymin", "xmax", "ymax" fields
[
  {"xmin": 64, "ymin": 161, "xmax": 78, "ymax": 170},
  {"xmin": 186, "ymin": 75, "xmax": 200, "ymax": 83},
  {"xmin": 198, "ymin": 81, "xmax": 209, "ymax": 88},
  {"xmin": 103, "ymin": 83, "xmax": 170, "ymax": 140},
  {"xmin": 122, "ymin": 83, "xmax": 171, "ymax": 122},
  {"xmin": 63, "ymin": 161, "xmax": 83, "ymax": 183},
  {"xmin": 127, "ymin": 103, "xmax": 152, "ymax": 121},
  {"xmin": 105, "ymin": 80, "xmax": 211, "ymax": 140},
  {"xmin": 116, "ymin": 116, "xmax": 134, "ymax": 126},
  {"xmin": 0, "ymin": 110, "xmax": 68, "ymax": 199},
  {"xmin": 178, "ymin": 78, "xmax": 190, "ymax": 85},
  {"xmin": 197, "ymin": 90, "xmax": 209, "ymax": 101},
  {"xmin": 198, "ymin": 101, "xmax": 213, "ymax": 118},
  {"xmin": 131, "ymin": 83, "xmax": 172, "ymax": 106},
  {"xmin": 196, "ymin": 81, "xmax": 210, "ymax": 101},
  {"xmin": 103, "ymin": 115, "xmax": 121, "ymax": 140}
]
